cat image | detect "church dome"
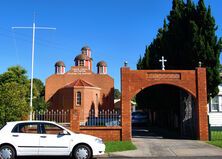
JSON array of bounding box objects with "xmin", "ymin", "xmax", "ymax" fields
[
  {"xmin": 97, "ymin": 61, "xmax": 107, "ymax": 67},
  {"xmin": 55, "ymin": 61, "xmax": 65, "ymax": 67},
  {"xmin": 74, "ymin": 53, "xmax": 91, "ymax": 61},
  {"xmin": 81, "ymin": 46, "xmax": 90, "ymax": 51}
]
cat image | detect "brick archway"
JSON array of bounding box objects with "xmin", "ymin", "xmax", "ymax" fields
[{"xmin": 121, "ymin": 67, "xmax": 208, "ymax": 141}]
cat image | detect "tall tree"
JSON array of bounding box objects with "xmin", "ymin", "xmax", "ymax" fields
[{"xmin": 138, "ymin": 0, "xmax": 222, "ymax": 99}]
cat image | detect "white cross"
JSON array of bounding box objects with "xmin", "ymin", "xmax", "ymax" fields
[{"xmin": 159, "ymin": 56, "xmax": 167, "ymax": 70}]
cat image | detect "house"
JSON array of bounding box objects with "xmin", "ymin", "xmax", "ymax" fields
[
  {"xmin": 45, "ymin": 46, "xmax": 114, "ymax": 124},
  {"xmin": 208, "ymin": 73, "xmax": 222, "ymax": 127}
]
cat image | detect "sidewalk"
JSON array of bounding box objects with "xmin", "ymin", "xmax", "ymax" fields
[{"xmin": 104, "ymin": 138, "xmax": 222, "ymax": 158}]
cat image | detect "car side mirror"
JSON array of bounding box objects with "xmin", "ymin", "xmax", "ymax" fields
[
  {"xmin": 58, "ymin": 130, "xmax": 69, "ymax": 135},
  {"xmin": 63, "ymin": 130, "xmax": 68, "ymax": 135}
]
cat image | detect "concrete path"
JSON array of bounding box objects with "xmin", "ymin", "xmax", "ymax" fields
[
  {"xmin": 108, "ymin": 138, "xmax": 222, "ymax": 158},
  {"xmin": 106, "ymin": 127, "xmax": 222, "ymax": 158}
]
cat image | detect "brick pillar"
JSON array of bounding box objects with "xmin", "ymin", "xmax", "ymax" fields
[
  {"xmin": 70, "ymin": 108, "xmax": 80, "ymax": 132},
  {"xmin": 121, "ymin": 67, "xmax": 132, "ymax": 141},
  {"xmin": 196, "ymin": 67, "xmax": 208, "ymax": 140}
]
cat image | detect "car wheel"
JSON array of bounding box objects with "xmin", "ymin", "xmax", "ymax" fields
[
  {"xmin": 73, "ymin": 144, "xmax": 92, "ymax": 159},
  {"xmin": 0, "ymin": 145, "xmax": 16, "ymax": 159}
]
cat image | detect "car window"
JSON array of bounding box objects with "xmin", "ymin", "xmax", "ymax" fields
[
  {"xmin": 12, "ymin": 123, "xmax": 38, "ymax": 134},
  {"xmin": 42, "ymin": 123, "xmax": 64, "ymax": 135}
]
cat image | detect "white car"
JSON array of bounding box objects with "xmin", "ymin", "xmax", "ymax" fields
[{"xmin": 0, "ymin": 121, "xmax": 105, "ymax": 159}]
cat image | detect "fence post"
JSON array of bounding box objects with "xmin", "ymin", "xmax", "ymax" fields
[
  {"xmin": 70, "ymin": 108, "xmax": 80, "ymax": 132},
  {"xmin": 208, "ymin": 115, "xmax": 211, "ymax": 141}
]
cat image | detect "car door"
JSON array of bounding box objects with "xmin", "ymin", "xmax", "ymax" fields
[
  {"xmin": 11, "ymin": 123, "xmax": 40, "ymax": 156},
  {"xmin": 38, "ymin": 123, "xmax": 72, "ymax": 156}
]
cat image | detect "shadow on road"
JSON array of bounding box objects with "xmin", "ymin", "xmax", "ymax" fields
[{"xmin": 132, "ymin": 125, "xmax": 181, "ymax": 139}]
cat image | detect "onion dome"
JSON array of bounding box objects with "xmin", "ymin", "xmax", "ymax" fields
[
  {"xmin": 74, "ymin": 53, "xmax": 91, "ymax": 61},
  {"xmin": 81, "ymin": 46, "xmax": 90, "ymax": 51},
  {"xmin": 97, "ymin": 61, "xmax": 107, "ymax": 67},
  {"xmin": 55, "ymin": 61, "xmax": 65, "ymax": 74},
  {"xmin": 55, "ymin": 61, "xmax": 65, "ymax": 67}
]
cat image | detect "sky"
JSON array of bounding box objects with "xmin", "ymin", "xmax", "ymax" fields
[{"xmin": 0, "ymin": 0, "xmax": 222, "ymax": 90}]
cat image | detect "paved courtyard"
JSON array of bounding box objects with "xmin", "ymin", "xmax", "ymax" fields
[{"xmin": 107, "ymin": 127, "xmax": 222, "ymax": 158}]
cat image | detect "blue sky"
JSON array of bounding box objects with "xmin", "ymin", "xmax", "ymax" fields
[{"xmin": 0, "ymin": 0, "xmax": 222, "ymax": 90}]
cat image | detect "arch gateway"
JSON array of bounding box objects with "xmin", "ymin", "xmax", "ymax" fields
[{"xmin": 121, "ymin": 67, "xmax": 208, "ymax": 141}]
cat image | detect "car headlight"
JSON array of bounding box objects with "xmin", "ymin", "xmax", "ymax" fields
[{"xmin": 95, "ymin": 138, "xmax": 104, "ymax": 144}]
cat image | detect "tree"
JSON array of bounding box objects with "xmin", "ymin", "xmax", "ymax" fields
[
  {"xmin": 138, "ymin": 0, "xmax": 222, "ymax": 99},
  {"xmin": 0, "ymin": 65, "xmax": 29, "ymax": 87},
  {"xmin": 32, "ymin": 78, "xmax": 45, "ymax": 98},
  {"xmin": 219, "ymin": 64, "xmax": 222, "ymax": 72},
  {"xmin": 0, "ymin": 82, "xmax": 30, "ymax": 126},
  {"xmin": 0, "ymin": 66, "xmax": 30, "ymax": 126},
  {"xmin": 33, "ymin": 97, "xmax": 49, "ymax": 112},
  {"xmin": 114, "ymin": 89, "xmax": 121, "ymax": 99},
  {"xmin": 0, "ymin": 66, "xmax": 49, "ymax": 124},
  {"xmin": 31, "ymin": 78, "xmax": 48, "ymax": 112}
]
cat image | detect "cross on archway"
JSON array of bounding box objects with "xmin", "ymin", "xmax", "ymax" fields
[{"xmin": 159, "ymin": 56, "xmax": 167, "ymax": 70}]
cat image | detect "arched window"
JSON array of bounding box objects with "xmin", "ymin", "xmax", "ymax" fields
[{"xmin": 76, "ymin": 92, "xmax": 81, "ymax": 105}]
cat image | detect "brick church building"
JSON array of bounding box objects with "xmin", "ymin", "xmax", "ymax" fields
[{"xmin": 45, "ymin": 46, "xmax": 114, "ymax": 123}]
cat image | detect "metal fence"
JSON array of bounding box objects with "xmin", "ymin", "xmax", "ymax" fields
[
  {"xmin": 209, "ymin": 124, "xmax": 222, "ymax": 141},
  {"xmin": 84, "ymin": 109, "xmax": 121, "ymax": 127},
  {"xmin": 32, "ymin": 109, "xmax": 70, "ymax": 125}
]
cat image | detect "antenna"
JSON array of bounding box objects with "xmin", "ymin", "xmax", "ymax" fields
[{"xmin": 12, "ymin": 15, "xmax": 56, "ymax": 121}]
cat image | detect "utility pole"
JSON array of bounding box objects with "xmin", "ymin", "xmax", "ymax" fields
[{"xmin": 12, "ymin": 18, "xmax": 56, "ymax": 121}]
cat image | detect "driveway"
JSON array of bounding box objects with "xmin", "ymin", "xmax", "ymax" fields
[{"xmin": 108, "ymin": 127, "xmax": 222, "ymax": 158}]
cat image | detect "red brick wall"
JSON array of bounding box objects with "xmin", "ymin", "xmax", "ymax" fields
[
  {"xmin": 79, "ymin": 127, "xmax": 122, "ymax": 141},
  {"xmin": 196, "ymin": 68, "xmax": 208, "ymax": 140},
  {"xmin": 69, "ymin": 109, "xmax": 121, "ymax": 141},
  {"xmin": 121, "ymin": 67, "xmax": 208, "ymax": 141}
]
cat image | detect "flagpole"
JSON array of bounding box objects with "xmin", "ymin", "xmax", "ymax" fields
[{"xmin": 12, "ymin": 19, "xmax": 56, "ymax": 121}]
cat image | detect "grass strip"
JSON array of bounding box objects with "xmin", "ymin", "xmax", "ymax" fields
[
  {"xmin": 207, "ymin": 140, "xmax": 222, "ymax": 148},
  {"xmin": 105, "ymin": 141, "xmax": 137, "ymax": 153}
]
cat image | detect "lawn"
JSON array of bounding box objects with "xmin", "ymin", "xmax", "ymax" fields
[
  {"xmin": 207, "ymin": 131, "xmax": 222, "ymax": 148},
  {"xmin": 208, "ymin": 140, "xmax": 222, "ymax": 148},
  {"xmin": 105, "ymin": 141, "xmax": 137, "ymax": 153}
]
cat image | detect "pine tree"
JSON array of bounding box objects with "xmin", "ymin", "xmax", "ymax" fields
[{"xmin": 137, "ymin": 0, "xmax": 222, "ymax": 99}]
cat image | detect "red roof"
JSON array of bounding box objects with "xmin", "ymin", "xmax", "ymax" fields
[{"xmin": 65, "ymin": 79, "xmax": 96, "ymax": 87}]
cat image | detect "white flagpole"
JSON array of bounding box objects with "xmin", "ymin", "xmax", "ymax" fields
[
  {"xmin": 30, "ymin": 22, "xmax": 35, "ymax": 121},
  {"xmin": 12, "ymin": 19, "xmax": 56, "ymax": 121}
]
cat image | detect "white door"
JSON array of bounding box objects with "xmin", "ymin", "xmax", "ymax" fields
[
  {"xmin": 11, "ymin": 123, "xmax": 39, "ymax": 156},
  {"xmin": 38, "ymin": 123, "xmax": 72, "ymax": 156}
]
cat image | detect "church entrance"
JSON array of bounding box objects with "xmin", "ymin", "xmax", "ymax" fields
[
  {"xmin": 121, "ymin": 67, "xmax": 208, "ymax": 141},
  {"xmin": 132, "ymin": 84, "xmax": 197, "ymax": 139}
]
